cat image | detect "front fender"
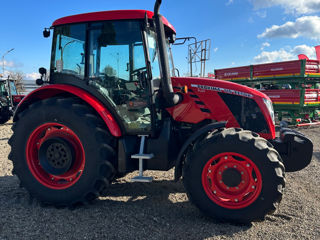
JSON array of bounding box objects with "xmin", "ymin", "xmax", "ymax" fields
[
  {"xmin": 174, "ymin": 121, "xmax": 226, "ymax": 181},
  {"xmin": 14, "ymin": 84, "xmax": 122, "ymax": 137}
]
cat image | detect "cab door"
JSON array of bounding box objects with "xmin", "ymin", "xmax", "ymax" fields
[{"xmin": 87, "ymin": 21, "xmax": 152, "ymax": 134}]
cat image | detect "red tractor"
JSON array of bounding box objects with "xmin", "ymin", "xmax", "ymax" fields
[{"xmin": 9, "ymin": 0, "xmax": 313, "ymax": 223}]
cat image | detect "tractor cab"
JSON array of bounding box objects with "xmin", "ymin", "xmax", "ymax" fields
[{"xmin": 48, "ymin": 10, "xmax": 176, "ymax": 135}]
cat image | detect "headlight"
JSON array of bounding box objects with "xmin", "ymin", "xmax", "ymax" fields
[{"xmin": 263, "ymin": 98, "xmax": 275, "ymax": 124}]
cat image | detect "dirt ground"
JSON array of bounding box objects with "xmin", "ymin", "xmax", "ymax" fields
[{"xmin": 0, "ymin": 121, "xmax": 319, "ymax": 240}]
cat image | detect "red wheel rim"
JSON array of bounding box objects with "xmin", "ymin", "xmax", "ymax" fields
[
  {"xmin": 201, "ymin": 152, "xmax": 262, "ymax": 209},
  {"xmin": 26, "ymin": 123, "xmax": 85, "ymax": 190}
]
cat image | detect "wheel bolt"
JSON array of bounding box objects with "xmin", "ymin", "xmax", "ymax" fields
[
  {"xmin": 227, "ymin": 187, "xmax": 230, "ymax": 189},
  {"xmin": 219, "ymin": 171, "xmax": 221, "ymax": 175},
  {"xmin": 70, "ymin": 178, "xmax": 73, "ymax": 181},
  {"xmin": 241, "ymin": 172, "xmax": 244, "ymax": 175},
  {"xmin": 224, "ymin": 156, "xmax": 228, "ymax": 159},
  {"xmin": 51, "ymin": 177, "xmax": 54, "ymax": 180},
  {"xmin": 233, "ymin": 165, "xmax": 237, "ymax": 168},
  {"xmin": 224, "ymin": 166, "xmax": 228, "ymax": 169},
  {"xmin": 220, "ymin": 180, "xmax": 223, "ymax": 183},
  {"xmin": 236, "ymin": 187, "xmax": 239, "ymax": 189},
  {"xmin": 235, "ymin": 199, "xmax": 238, "ymax": 202},
  {"xmin": 213, "ymin": 190, "xmax": 216, "ymax": 194},
  {"xmin": 208, "ymin": 170, "xmax": 211, "ymax": 173},
  {"xmin": 252, "ymin": 186, "xmax": 255, "ymax": 189},
  {"xmin": 242, "ymin": 180, "xmax": 245, "ymax": 183},
  {"xmin": 246, "ymin": 164, "xmax": 250, "ymax": 167}
]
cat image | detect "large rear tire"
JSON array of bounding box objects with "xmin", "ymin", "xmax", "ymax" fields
[
  {"xmin": 8, "ymin": 97, "xmax": 117, "ymax": 206},
  {"xmin": 183, "ymin": 128, "xmax": 285, "ymax": 223}
]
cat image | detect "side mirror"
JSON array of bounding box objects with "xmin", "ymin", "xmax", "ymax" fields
[
  {"xmin": 36, "ymin": 79, "xmax": 44, "ymax": 86},
  {"xmin": 39, "ymin": 67, "xmax": 47, "ymax": 75},
  {"xmin": 43, "ymin": 28, "xmax": 51, "ymax": 38},
  {"xmin": 37, "ymin": 67, "xmax": 47, "ymax": 86}
]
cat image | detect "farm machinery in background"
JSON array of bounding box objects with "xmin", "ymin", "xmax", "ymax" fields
[
  {"xmin": 9, "ymin": 0, "xmax": 313, "ymax": 223},
  {"xmin": 213, "ymin": 50, "xmax": 320, "ymax": 126},
  {"xmin": 0, "ymin": 79, "xmax": 24, "ymax": 124}
]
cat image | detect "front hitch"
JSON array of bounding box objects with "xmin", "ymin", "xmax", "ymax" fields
[{"xmin": 270, "ymin": 128, "xmax": 313, "ymax": 172}]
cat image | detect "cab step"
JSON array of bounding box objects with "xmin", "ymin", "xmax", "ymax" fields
[{"xmin": 131, "ymin": 135, "xmax": 154, "ymax": 183}]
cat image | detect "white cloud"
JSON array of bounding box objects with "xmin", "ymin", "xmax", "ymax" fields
[
  {"xmin": 254, "ymin": 44, "xmax": 316, "ymax": 63},
  {"xmin": 261, "ymin": 42, "xmax": 271, "ymax": 50},
  {"xmin": 250, "ymin": 0, "xmax": 320, "ymax": 15},
  {"xmin": 0, "ymin": 60, "xmax": 15, "ymax": 68},
  {"xmin": 226, "ymin": 0, "xmax": 234, "ymax": 6},
  {"xmin": 256, "ymin": 11, "xmax": 267, "ymax": 18},
  {"xmin": 292, "ymin": 45, "xmax": 316, "ymax": 59},
  {"xmin": 258, "ymin": 16, "xmax": 320, "ymax": 40},
  {"xmin": 254, "ymin": 49, "xmax": 294, "ymax": 63},
  {"xmin": 25, "ymin": 72, "xmax": 40, "ymax": 80},
  {"xmin": 213, "ymin": 47, "xmax": 219, "ymax": 52}
]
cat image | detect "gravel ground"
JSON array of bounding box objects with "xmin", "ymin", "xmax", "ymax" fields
[{"xmin": 0, "ymin": 121, "xmax": 319, "ymax": 240}]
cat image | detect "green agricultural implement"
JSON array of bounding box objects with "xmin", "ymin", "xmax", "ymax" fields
[{"xmin": 214, "ymin": 59, "xmax": 320, "ymax": 126}]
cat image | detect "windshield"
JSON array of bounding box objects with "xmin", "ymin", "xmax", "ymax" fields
[
  {"xmin": 146, "ymin": 31, "xmax": 161, "ymax": 79},
  {"xmin": 51, "ymin": 24, "xmax": 86, "ymax": 78},
  {"xmin": 146, "ymin": 30, "xmax": 174, "ymax": 79},
  {"xmin": 9, "ymin": 81, "xmax": 17, "ymax": 95},
  {"xmin": 0, "ymin": 82, "xmax": 6, "ymax": 95}
]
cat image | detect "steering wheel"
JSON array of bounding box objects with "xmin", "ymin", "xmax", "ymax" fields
[
  {"xmin": 131, "ymin": 67, "xmax": 147, "ymax": 76},
  {"xmin": 131, "ymin": 67, "xmax": 147, "ymax": 89}
]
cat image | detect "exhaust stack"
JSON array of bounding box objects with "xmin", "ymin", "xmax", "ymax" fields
[{"xmin": 153, "ymin": 0, "xmax": 181, "ymax": 107}]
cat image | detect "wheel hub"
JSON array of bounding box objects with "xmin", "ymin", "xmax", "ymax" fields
[
  {"xmin": 222, "ymin": 168, "xmax": 242, "ymax": 187},
  {"xmin": 39, "ymin": 138, "xmax": 74, "ymax": 175},
  {"xmin": 202, "ymin": 152, "xmax": 262, "ymax": 209}
]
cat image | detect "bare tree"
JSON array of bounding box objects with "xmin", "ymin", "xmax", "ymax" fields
[{"xmin": 9, "ymin": 71, "xmax": 24, "ymax": 93}]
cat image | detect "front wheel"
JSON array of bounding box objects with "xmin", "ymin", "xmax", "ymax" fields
[{"xmin": 183, "ymin": 128, "xmax": 285, "ymax": 223}]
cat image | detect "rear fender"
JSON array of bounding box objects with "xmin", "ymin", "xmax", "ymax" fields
[
  {"xmin": 174, "ymin": 121, "xmax": 226, "ymax": 181},
  {"xmin": 14, "ymin": 84, "xmax": 122, "ymax": 137}
]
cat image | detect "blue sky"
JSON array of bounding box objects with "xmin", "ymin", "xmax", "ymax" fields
[{"xmin": 0, "ymin": 0, "xmax": 320, "ymax": 79}]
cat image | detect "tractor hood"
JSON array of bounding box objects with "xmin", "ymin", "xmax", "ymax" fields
[
  {"xmin": 167, "ymin": 77, "xmax": 276, "ymax": 139},
  {"xmin": 172, "ymin": 77, "xmax": 268, "ymax": 99}
]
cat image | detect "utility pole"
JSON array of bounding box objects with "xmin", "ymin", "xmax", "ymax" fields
[{"xmin": 2, "ymin": 48, "xmax": 14, "ymax": 77}]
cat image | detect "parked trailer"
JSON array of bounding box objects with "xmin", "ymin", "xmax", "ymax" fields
[{"xmin": 214, "ymin": 59, "xmax": 320, "ymax": 125}]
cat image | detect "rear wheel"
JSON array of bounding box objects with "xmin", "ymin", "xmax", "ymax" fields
[
  {"xmin": 183, "ymin": 128, "xmax": 285, "ymax": 223},
  {"xmin": 9, "ymin": 97, "xmax": 117, "ymax": 206}
]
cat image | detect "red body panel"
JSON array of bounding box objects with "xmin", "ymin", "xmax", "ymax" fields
[
  {"xmin": 168, "ymin": 77, "xmax": 276, "ymax": 139},
  {"xmin": 258, "ymin": 89, "xmax": 320, "ymax": 105},
  {"xmin": 16, "ymin": 85, "xmax": 122, "ymax": 137},
  {"xmin": 52, "ymin": 10, "xmax": 176, "ymax": 33},
  {"xmin": 215, "ymin": 66, "xmax": 251, "ymax": 80},
  {"xmin": 253, "ymin": 61, "xmax": 301, "ymax": 77},
  {"xmin": 12, "ymin": 95, "xmax": 25, "ymax": 105},
  {"xmin": 215, "ymin": 60, "xmax": 320, "ymax": 80},
  {"xmin": 261, "ymin": 90, "xmax": 301, "ymax": 105},
  {"xmin": 305, "ymin": 89, "xmax": 320, "ymax": 104}
]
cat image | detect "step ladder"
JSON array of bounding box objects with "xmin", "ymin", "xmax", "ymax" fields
[{"xmin": 131, "ymin": 135, "xmax": 154, "ymax": 182}]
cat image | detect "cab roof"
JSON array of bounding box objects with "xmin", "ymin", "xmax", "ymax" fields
[{"xmin": 52, "ymin": 10, "xmax": 176, "ymax": 33}]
